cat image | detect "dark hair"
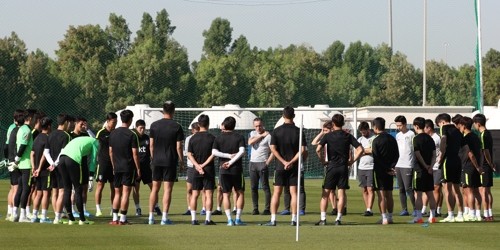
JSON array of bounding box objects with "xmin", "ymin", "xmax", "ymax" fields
[
  {"xmin": 135, "ymin": 119, "xmax": 146, "ymax": 127},
  {"xmin": 372, "ymin": 117, "xmax": 385, "ymax": 131},
  {"xmin": 332, "ymin": 114, "xmax": 345, "ymax": 127},
  {"xmin": 472, "ymin": 113, "xmax": 486, "ymax": 126},
  {"xmin": 75, "ymin": 115, "xmax": 87, "ymax": 122},
  {"xmin": 253, "ymin": 117, "xmax": 263, "ymax": 122},
  {"xmin": 106, "ymin": 112, "xmax": 117, "ymax": 120},
  {"xmin": 32, "ymin": 110, "xmax": 46, "ymax": 127},
  {"xmin": 56, "ymin": 113, "xmax": 69, "ymax": 126},
  {"xmin": 435, "ymin": 113, "xmax": 451, "ymax": 125},
  {"xmin": 120, "ymin": 109, "xmax": 134, "ymax": 124},
  {"xmin": 358, "ymin": 121, "xmax": 370, "ymax": 131},
  {"xmin": 198, "ymin": 114, "xmax": 210, "ymax": 128},
  {"xmin": 283, "ymin": 106, "xmax": 295, "ymax": 119},
  {"xmin": 323, "ymin": 121, "xmax": 333, "ymax": 129},
  {"xmin": 412, "ymin": 117, "xmax": 425, "ymax": 130},
  {"xmin": 452, "ymin": 114, "xmax": 463, "ymax": 125},
  {"xmin": 163, "ymin": 101, "xmax": 175, "ymax": 115},
  {"xmin": 40, "ymin": 117, "xmax": 52, "ymax": 130},
  {"xmin": 191, "ymin": 122, "xmax": 200, "ymax": 131},
  {"xmin": 394, "ymin": 115, "xmax": 407, "ymax": 124},
  {"xmin": 24, "ymin": 109, "xmax": 37, "ymax": 122},
  {"xmin": 424, "ymin": 119, "xmax": 435, "ymax": 130},
  {"xmin": 222, "ymin": 116, "xmax": 236, "ymax": 131},
  {"xmin": 66, "ymin": 115, "xmax": 75, "ymax": 123},
  {"xmin": 459, "ymin": 116, "xmax": 473, "ymax": 130},
  {"xmin": 14, "ymin": 109, "xmax": 25, "ymax": 125}
]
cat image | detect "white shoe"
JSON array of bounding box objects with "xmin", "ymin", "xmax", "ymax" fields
[
  {"xmin": 19, "ymin": 217, "xmax": 31, "ymax": 223},
  {"xmin": 454, "ymin": 216, "xmax": 464, "ymax": 222},
  {"xmin": 439, "ymin": 216, "xmax": 455, "ymax": 223}
]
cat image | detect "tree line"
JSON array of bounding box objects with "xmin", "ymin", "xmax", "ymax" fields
[{"xmin": 1, "ymin": 9, "xmax": 500, "ymax": 128}]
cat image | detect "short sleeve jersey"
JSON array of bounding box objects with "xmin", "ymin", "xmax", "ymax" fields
[
  {"xmin": 109, "ymin": 127, "xmax": 139, "ymax": 173},
  {"xmin": 60, "ymin": 137, "xmax": 98, "ymax": 171},
  {"xmin": 213, "ymin": 131, "xmax": 245, "ymax": 175},
  {"xmin": 133, "ymin": 130, "xmax": 150, "ymax": 167},
  {"xmin": 480, "ymin": 130, "xmax": 493, "ymax": 167},
  {"xmin": 16, "ymin": 124, "xmax": 33, "ymax": 169},
  {"xmin": 395, "ymin": 130, "xmax": 415, "ymax": 168},
  {"xmin": 184, "ymin": 135, "xmax": 194, "ymax": 168},
  {"xmin": 46, "ymin": 130, "xmax": 71, "ymax": 162},
  {"xmin": 7, "ymin": 126, "xmax": 20, "ymax": 161},
  {"xmin": 5, "ymin": 123, "xmax": 15, "ymax": 144},
  {"xmin": 358, "ymin": 135, "xmax": 375, "ymax": 170},
  {"xmin": 431, "ymin": 133, "xmax": 441, "ymax": 170},
  {"xmin": 32, "ymin": 133, "xmax": 50, "ymax": 176},
  {"xmin": 439, "ymin": 124, "xmax": 462, "ymax": 168},
  {"xmin": 319, "ymin": 130, "xmax": 360, "ymax": 168},
  {"xmin": 372, "ymin": 132, "xmax": 399, "ymax": 171},
  {"xmin": 96, "ymin": 128, "xmax": 112, "ymax": 165},
  {"xmin": 270, "ymin": 123, "xmax": 307, "ymax": 171},
  {"xmin": 460, "ymin": 132, "xmax": 481, "ymax": 170},
  {"xmin": 188, "ymin": 131, "xmax": 216, "ymax": 177},
  {"xmin": 412, "ymin": 133, "xmax": 436, "ymax": 172},
  {"xmin": 249, "ymin": 131, "xmax": 272, "ymax": 163},
  {"xmin": 149, "ymin": 118, "xmax": 184, "ymax": 167}
]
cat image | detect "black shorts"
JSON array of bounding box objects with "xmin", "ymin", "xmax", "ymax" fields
[
  {"xmin": 114, "ymin": 172, "xmax": 136, "ymax": 187},
  {"xmin": 373, "ymin": 169, "xmax": 394, "ymax": 191},
  {"xmin": 220, "ymin": 174, "xmax": 244, "ymax": 193},
  {"xmin": 10, "ymin": 169, "xmax": 21, "ymax": 185},
  {"xmin": 413, "ymin": 170, "xmax": 434, "ymax": 192},
  {"xmin": 152, "ymin": 165, "xmax": 177, "ymax": 182},
  {"xmin": 30, "ymin": 176, "xmax": 37, "ymax": 187},
  {"xmin": 186, "ymin": 167, "xmax": 194, "ymax": 184},
  {"xmin": 192, "ymin": 173, "xmax": 216, "ymax": 191},
  {"xmin": 36, "ymin": 175, "xmax": 51, "ymax": 191},
  {"xmin": 50, "ymin": 169, "xmax": 64, "ymax": 189},
  {"xmin": 441, "ymin": 159, "xmax": 461, "ymax": 184},
  {"xmin": 433, "ymin": 169, "xmax": 442, "ymax": 186},
  {"xmin": 137, "ymin": 163, "xmax": 152, "ymax": 185},
  {"xmin": 97, "ymin": 162, "xmax": 114, "ymax": 183},
  {"xmin": 480, "ymin": 167, "xmax": 493, "ymax": 187},
  {"xmin": 358, "ymin": 169, "xmax": 374, "ymax": 188},
  {"xmin": 323, "ymin": 166, "xmax": 349, "ymax": 190},
  {"xmin": 462, "ymin": 167, "xmax": 480, "ymax": 188},
  {"xmin": 273, "ymin": 169, "xmax": 298, "ymax": 187}
]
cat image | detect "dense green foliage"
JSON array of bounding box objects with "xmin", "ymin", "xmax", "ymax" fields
[{"xmin": 1, "ymin": 9, "xmax": 499, "ymax": 128}]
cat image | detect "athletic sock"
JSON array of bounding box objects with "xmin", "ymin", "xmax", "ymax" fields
[
  {"xmin": 464, "ymin": 207, "xmax": 469, "ymax": 215},
  {"xmin": 236, "ymin": 209, "xmax": 242, "ymax": 220},
  {"xmin": 190, "ymin": 210, "xmax": 196, "ymax": 221},
  {"xmin": 448, "ymin": 211, "xmax": 454, "ymax": 218},
  {"xmin": 83, "ymin": 203, "xmax": 87, "ymax": 213},
  {"xmin": 217, "ymin": 206, "xmax": 221, "ymax": 211},
  {"xmin": 488, "ymin": 209, "xmax": 493, "ymax": 217},
  {"xmin": 366, "ymin": 208, "xmax": 372, "ymax": 212},
  {"xmin": 55, "ymin": 212, "xmax": 60, "ymax": 220},
  {"xmin": 233, "ymin": 206, "xmax": 236, "ymax": 211},
  {"xmin": 382, "ymin": 213, "xmax": 388, "ymax": 220},
  {"xmin": 119, "ymin": 212, "xmax": 127, "ymax": 222},
  {"xmin": 429, "ymin": 209, "xmax": 435, "ymax": 219},
  {"xmin": 202, "ymin": 207, "xmax": 206, "ymax": 211},
  {"xmin": 437, "ymin": 206, "xmax": 441, "ymax": 214},
  {"xmin": 96, "ymin": 204, "xmax": 102, "ymax": 213},
  {"xmin": 320, "ymin": 212, "xmax": 326, "ymax": 221},
  {"xmin": 336, "ymin": 212, "xmax": 342, "ymax": 221},
  {"xmin": 271, "ymin": 214, "xmax": 276, "ymax": 222},
  {"xmin": 112, "ymin": 209, "xmax": 119, "ymax": 221},
  {"xmin": 71, "ymin": 204, "xmax": 76, "ymax": 213},
  {"xmin": 225, "ymin": 209, "xmax": 232, "ymax": 220},
  {"xmin": 135, "ymin": 203, "xmax": 140, "ymax": 210},
  {"xmin": 7, "ymin": 205, "xmax": 12, "ymax": 215},
  {"xmin": 457, "ymin": 211, "xmax": 463, "ymax": 218},
  {"xmin": 475, "ymin": 210, "xmax": 481, "ymax": 218},
  {"xmin": 206, "ymin": 211, "xmax": 212, "ymax": 221},
  {"xmin": 148, "ymin": 212, "xmax": 154, "ymax": 221},
  {"xmin": 421, "ymin": 206, "xmax": 427, "ymax": 214},
  {"xmin": 41, "ymin": 209, "xmax": 47, "ymax": 220},
  {"xmin": 33, "ymin": 210, "xmax": 39, "ymax": 219},
  {"xmin": 162, "ymin": 212, "xmax": 168, "ymax": 221},
  {"xmin": 291, "ymin": 214, "xmax": 297, "ymax": 222},
  {"xmin": 388, "ymin": 213, "xmax": 393, "ymax": 220},
  {"xmin": 484, "ymin": 210, "xmax": 489, "ymax": 218},
  {"xmin": 26, "ymin": 206, "xmax": 31, "ymax": 215},
  {"xmin": 469, "ymin": 209, "xmax": 475, "ymax": 217},
  {"xmin": 20, "ymin": 208, "xmax": 26, "ymax": 219}
]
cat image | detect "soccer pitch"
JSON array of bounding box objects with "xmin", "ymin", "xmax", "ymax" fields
[{"xmin": 0, "ymin": 179, "xmax": 498, "ymax": 249}]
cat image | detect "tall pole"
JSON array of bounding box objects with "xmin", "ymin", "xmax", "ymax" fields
[
  {"xmin": 295, "ymin": 114, "xmax": 303, "ymax": 242},
  {"xmin": 423, "ymin": 0, "xmax": 427, "ymax": 106},
  {"xmin": 388, "ymin": 0, "xmax": 393, "ymax": 50},
  {"xmin": 476, "ymin": 0, "xmax": 484, "ymax": 113}
]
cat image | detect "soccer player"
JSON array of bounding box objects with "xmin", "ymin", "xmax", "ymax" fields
[
  {"xmin": 371, "ymin": 117, "xmax": 399, "ymax": 225},
  {"xmin": 95, "ymin": 112, "xmax": 117, "ymax": 217},
  {"xmin": 148, "ymin": 101, "xmax": 184, "ymax": 225},
  {"xmin": 457, "ymin": 116, "xmax": 484, "ymax": 222},
  {"xmin": 473, "ymin": 113, "xmax": 496, "ymax": 221},
  {"xmin": 5, "ymin": 109, "xmax": 23, "ymax": 220},
  {"xmin": 248, "ymin": 117, "xmax": 273, "ymax": 216},
  {"xmin": 394, "ymin": 115, "xmax": 416, "ymax": 216},
  {"xmin": 30, "ymin": 117, "xmax": 53, "ymax": 223},
  {"xmin": 412, "ymin": 117, "xmax": 438, "ymax": 223},
  {"xmin": 69, "ymin": 116, "xmax": 91, "ymax": 217},
  {"xmin": 435, "ymin": 113, "xmax": 465, "ymax": 222},
  {"xmin": 424, "ymin": 119, "xmax": 443, "ymax": 217},
  {"xmin": 357, "ymin": 121, "xmax": 375, "ymax": 216},
  {"xmin": 183, "ymin": 122, "xmax": 200, "ymax": 215},
  {"xmin": 109, "ymin": 110, "xmax": 141, "ymax": 225},
  {"xmin": 212, "ymin": 116, "xmax": 246, "ymax": 226},
  {"xmin": 315, "ymin": 114, "xmax": 363, "ymax": 225},
  {"xmin": 187, "ymin": 114, "xmax": 216, "ymax": 225},
  {"xmin": 12, "ymin": 110, "xmax": 34, "ymax": 222},
  {"xmin": 58, "ymin": 136, "xmax": 98, "ymax": 225},
  {"xmin": 44, "ymin": 113, "xmax": 71, "ymax": 224},
  {"xmin": 263, "ymin": 106, "xmax": 307, "ymax": 226},
  {"xmin": 132, "ymin": 119, "xmax": 157, "ymax": 216}
]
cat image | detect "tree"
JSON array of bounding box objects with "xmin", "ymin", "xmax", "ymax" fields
[
  {"xmin": 323, "ymin": 40, "xmax": 345, "ymax": 69},
  {"xmin": 202, "ymin": 18, "xmax": 232, "ymax": 58},
  {"xmin": 106, "ymin": 13, "xmax": 132, "ymax": 57}
]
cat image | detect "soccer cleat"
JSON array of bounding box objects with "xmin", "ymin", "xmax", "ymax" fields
[
  {"xmin": 280, "ymin": 209, "xmax": 291, "ymax": 215},
  {"xmin": 252, "ymin": 209, "xmax": 260, "ymax": 215},
  {"xmin": 191, "ymin": 220, "xmax": 200, "ymax": 225},
  {"xmin": 232, "ymin": 210, "xmax": 236, "ymax": 215},
  {"xmin": 388, "ymin": 218, "xmax": 394, "ymax": 224},
  {"xmin": 439, "ymin": 216, "xmax": 455, "ymax": 223},
  {"xmin": 84, "ymin": 211, "xmax": 92, "ymax": 217},
  {"xmin": 363, "ymin": 211, "xmax": 374, "ymax": 216},
  {"xmin": 109, "ymin": 220, "xmax": 120, "ymax": 225},
  {"xmin": 463, "ymin": 215, "xmax": 473, "ymax": 222},
  {"xmin": 148, "ymin": 219, "xmax": 155, "ymax": 225},
  {"xmin": 234, "ymin": 219, "xmax": 246, "ymax": 226},
  {"xmin": 119, "ymin": 220, "xmax": 131, "ymax": 225},
  {"xmin": 204, "ymin": 220, "xmax": 216, "ymax": 225},
  {"xmin": 200, "ymin": 210, "xmax": 206, "ymax": 216},
  {"xmin": 72, "ymin": 212, "xmax": 79, "ymax": 218},
  {"xmin": 31, "ymin": 217, "xmax": 40, "ymax": 223},
  {"xmin": 290, "ymin": 221, "xmax": 297, "ymax": 226},
  {"xmin": 26, "ymin": 213, "xmax": 33, "ymax": 220},
  {"xmin": 399, "ymin": 210, "xmax": 409, "ymax": 216},
  {"xmin": 422, "ymin": 212, "xmax": 429, "ymax": 217},
  {"xmin": 262, "ymin": 210, "xmax": 271, "ymax": 215},
  {"xmin": 154, "ymin": 206, "xmax": 162, "ymax": 216},
  {"xmin": 412, "ymin": 210, "xmax": 417, "ymax": 217},
  {"xmin": 331, "ymin": 208, "xmax": 338, "ymax": 216},
  {"xmin": 95, "ymin": 211, "xmax": 103, "ymax": 217},
  {"xmin": 68, "ymin": 220, "xmax": 76, "ymax": 225},
  {"xmin": 454, "ymin": 216, "xmax": 464, "ymax": 223},
  {"xmin": 39, "ymin": 218, "xmax": 52, "ymax": 224},
  {"xmin": 315, "ymin": 220, "xmax": 327, "ymax": 226},
  {"xmin": 334, "ymin": 220, "xmax": 342, "ymax": 226},
  {"xmin": 79, "ymin": 220, "xmax": 94, "ymax": 225},
  {"xmin": 227, "ymin": 219, "xmax": 235, "ymax": 226},
  {"xmin": 182, "ymin": 210, "xmax": 191, "ymax": 215},
  {"xmin": 212, "ymin": 210, "xmax": 222, "ymax": 215},
  {"xmin": 411, "ymin": 218, "xmax": 424, "ymax": 224},
  {"xmin": 5, "ymin": 214, "xmax": 11, "ymax": 221},
  {"xmin": 19, "ymin": 217, "xmax": 32, "ymax": 223},
  {"xmin": 299, "ymin": 210, "xmax": 305, "ymax": 216},
  {"xmin": 428, "ymin": 218, "xmax": 437, "ymax": 223},
  {"xmin": 435, "ymin": 212, "xmax": 442, "ymax": 217},
  {"xmin": 160, "ymin": 219, "xmax": 173, "ymax": 225},
  {"xmin": 261, "ymin": 221, "xmax": 276, "ymax": 226},
  {"xmin": 382, "ymin": 219, "xmax": 389, "ymax": 225},
  {"xmin": 53, "ymin": 218, "xmax": 62, "ymax": 224},
  {"xmin": 136, "ymin": 208, "xmax": 142, "ymax": 216}
]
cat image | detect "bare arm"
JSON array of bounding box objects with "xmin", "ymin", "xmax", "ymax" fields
[
  {"xmin": 109, "ymin": 146, "xmax": 114, "ymax": 172},
  {"xmin": 30, "ymin": 151, "xmax": 37, "ymax": 176},
  {"xmin": 415, "ymin": 150, "xmax": 432, "ymax": 174},
  {"xmin": 132, "ymin": 147, "xmax": 141, "ymax": 178},
  {"xmin": 177, "ymin": 141, "xmax": 184, "ymax": 171},
  {"xmin": 315, "ymin": 144, "xmax": 326, "ymax": 165},
  {"xmin": 265, "ymin": 153, "xmax": 274, "ymax": 166},
  {"xmin": 149, "ymin": 138, "xmax": 154, "ymax": 161},
  {"xmin": 311, "ymin": 131, "xmax": 325, "ymax": 146},
  {"xmin": 349, "ymin": 145, "xmax": 364, "ymax": 166},
  {"xmin": 483, "ymin": 149, "xmax": 496, "ymax": 171},
  {"xmin": 248, "ymin": 131, "xmax": 269, "ymax": 145}
]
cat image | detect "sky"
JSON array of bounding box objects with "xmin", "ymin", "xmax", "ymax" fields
[{"xmin": 1, "ymin": 0, "xmax": 499, "ymax": 68}]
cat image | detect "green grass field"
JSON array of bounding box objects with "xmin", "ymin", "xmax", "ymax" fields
[{"xmin": 0, "ymin": 179, "xmax": 499, "ymax": 249}]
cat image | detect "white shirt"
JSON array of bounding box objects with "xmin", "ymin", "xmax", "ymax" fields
[
  {"xmin": 395, "ymin": 130, "xmax": 415, "ymax": 169},
  {"xmin": 358, "ymin": 135, "xmax": 374, "ymax": 170},
  {"xmin": 184, "ymin": 134, "xmax": 194, "ymax": 168},
  {"xmin": 249, "ymin": 131, "xmax": 271, "ymax": 163},
  {"xmin": 431, "ymin": 132, "xmax": 441, "ymax": 170}
]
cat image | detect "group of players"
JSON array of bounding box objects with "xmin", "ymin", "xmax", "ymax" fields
[{"xmin": 3, "ymin": 102, "xmax": 495, "ymax": 226}]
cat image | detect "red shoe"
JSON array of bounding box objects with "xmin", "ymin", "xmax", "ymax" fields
[
  {"xmin": 119, "ymin": 220, "xmax": 131, "ymax": 225},
  {"xmin": 412, "ymin": 218, "xmax": 424, "ymax": 224},
  {"xmin": 428, "ymin": 218, "xmax": 437, "ymax": 224},
  {"xmin": 109, "ymin": 220, "xmax": 119, "ymax": 225}
]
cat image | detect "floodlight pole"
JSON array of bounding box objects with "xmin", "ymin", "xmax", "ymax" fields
[
  {"xmin": 423, "ymin": 0, "xmax": 427, "ymax": 106},
  {"xmin": 388, "ymin": 0, "xmax": 393, "ymax": 50},
  {"xmin": 296, "ymin": 114, "xmax": 304, "ymax": 242}
]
